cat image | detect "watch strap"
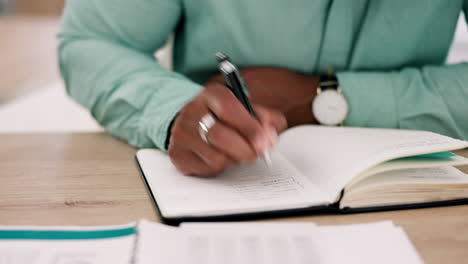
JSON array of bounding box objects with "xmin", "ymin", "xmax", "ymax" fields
[{"xmin": 319, "ymin": 74, "xmax": 339, "ymax": 91}]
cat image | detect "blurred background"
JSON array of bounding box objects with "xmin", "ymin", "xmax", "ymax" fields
[
  {"xmin": 0, "ymin": 1, "xmax": 466, "ymax": 134},
  {"xmin": 0, "ymin": 0, "xmax": 101, "ymax": 132}
]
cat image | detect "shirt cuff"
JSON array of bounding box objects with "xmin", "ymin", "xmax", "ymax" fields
[
  {"xmin": 142, "ymin": 82, "xmax": 202, "ymax": 152},
  {"xmin": 336, "ymin": 71, "xmax": 399, "ymax": 128}
]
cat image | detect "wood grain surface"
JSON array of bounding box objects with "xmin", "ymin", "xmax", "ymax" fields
[{"xmin": 0, "ymin": 133, "xmax": 467, "ymax": 264}]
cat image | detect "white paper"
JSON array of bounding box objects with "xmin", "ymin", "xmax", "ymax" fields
[
  {"xmin": 0, "ymin": 224, "xmax": 135, "ymax": 264},
  {"xmin": 137, "ymin": 220, "xmax": 424, "ymax": 264},
  {"xmin": 135, "ymin": 220, "xmax": 181, "ymax": 264},
  {"xmin": 0, "ymin": 220, "xmax": 424, "ymax": 264},
  {"xmin": 137, "ymin": 150, "xmax": 329, "ymax": 217},
  {"xmin": 314, "ymin": 221, "xmax": 424, "ymax": 264},
  {"xmin": 349, "ymin": 166, "xmax": 468, "ymax": 192},
  {"xmin": 278, "ymin": 126, "xmax": 468, "ymax": 200},
  {"xmin": 139, "ymin": 220, "xmax": 321, "ymax": 264},
  {"xmin": 346, "ymin": 155, "xmax": 468, "ymax": 189}
]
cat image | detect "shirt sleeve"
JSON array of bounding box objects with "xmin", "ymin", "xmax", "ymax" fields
[
  {"xmin": 58, "ymin": 0, "xmax": 202, "ymax": 151},
  {"xmin": 336, "ymin": 3, "xmax": 468, "ymax": 140},
  {"xmin": 337, "ymin": 62, "xmax": 468, "ymax": 140},
  {"xmin": 337, "ymin": 2, "xmax": 468, "ymax": 142}
]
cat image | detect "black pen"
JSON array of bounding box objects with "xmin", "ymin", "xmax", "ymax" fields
[{"xmin": 216, "ymin": 52, "xmax": 272, "ymax": 168}]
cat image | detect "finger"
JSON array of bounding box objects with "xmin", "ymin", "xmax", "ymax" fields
[
  {"xmin": 204, "ymin": 83, "xmax": 269, "ymax": 153},
  {"xmin": 168, "ymin": 146, "xmax": 213, "ymax": 176},
  {"xmin": 253, "ymin": 105, "xmax": 288, "ymax": 133},
  {"xmin": 189, "ymin": 137, "xmax": 237, "ymax": 174},
  {"xmin": 253, "ymin": 105, "xmax": 287, "ymax": 147},
  {"xmin": 207, "ymin": 121, "xmax": 258, "ymax": 162},
  {"xmin": 171, "ymin": 115, "xmax": 235, "ymax": 175}
]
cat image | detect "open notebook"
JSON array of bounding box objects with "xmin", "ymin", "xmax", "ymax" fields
[{"xmin": 136, "ymin": 126, "xmax": 468, "ymax": 224}]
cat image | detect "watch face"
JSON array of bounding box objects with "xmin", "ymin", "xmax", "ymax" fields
[{"xmin": 312, "ymin": 89, "xmax": 348, "ymax": 126}]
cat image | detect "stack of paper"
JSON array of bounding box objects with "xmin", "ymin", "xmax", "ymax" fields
[
  {"xmin": 137, "ymin": 220, "xmax": 424, "ymax": 264},
  {"xmin": 0, "ymin": 220, "xmax": 424, "ymax": 264}
]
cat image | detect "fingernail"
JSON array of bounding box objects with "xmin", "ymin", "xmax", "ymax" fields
[
  {"xmin": 268, "ymin": 127, "xmax": 278, "ymax": 147},
  {"xmin": 253, "ymin": 133, "xmax": 268, "ymax": 152}
]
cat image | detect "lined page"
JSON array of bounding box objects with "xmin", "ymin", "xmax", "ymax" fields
[
  {"xmin": 278, "ymin": 126, "xmax": 468, "ymax": 201},
  {"xmin": 137, "ymin": 220, "xmax": 423, "ymax": 264},
  {"xmin": 349, "ymin": 166, "xmax": 468, "ymax": 191},
  {"xmin": 137, "ymin": 150, "xmax": 329, "ymax": 218},
  {"xmin": 346, "ymin": 154, "xmax": 468, "ymax": 189}
]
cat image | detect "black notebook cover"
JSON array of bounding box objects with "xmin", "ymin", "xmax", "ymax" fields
[{"xmin": 135, "ymin": 156, "xmax": 468, "ymax": 226}]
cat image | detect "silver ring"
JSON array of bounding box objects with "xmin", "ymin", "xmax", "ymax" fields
[{"xmin": 198, "ymin": 113, "xmax": 216, "ymax": 144}]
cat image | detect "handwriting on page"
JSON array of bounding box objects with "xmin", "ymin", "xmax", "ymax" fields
[
  {"xmin": 157, "ymin": 151, "xmax": 324, "ymax": 215},
  {"xmin": 143, "ymin": 148, "xmax": 327, "ymax": 216},
  {"xmin": 218, "ymin": 161, "xmax": 307, "ymax": 201}
]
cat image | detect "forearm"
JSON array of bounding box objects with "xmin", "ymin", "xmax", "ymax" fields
[
  {"xmin": 60, "ymin": 38, "xmax": 201, "ymax": 149},
  {"xmin": 337, "ymin": 63, "xmax": 468, "ymax": 140},
  {"xmin": 58, "ymin": 0, "xmax": 202, "ymax": 150}
]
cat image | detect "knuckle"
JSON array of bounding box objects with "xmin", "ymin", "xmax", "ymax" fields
[
  {"xmin": 210, "ymin": 154, "xmax": 228, "ymax": 169},
  {"xmin": 207, "ymin": 124, "xmax": 223, "ymax": 143},
  {"xmin": 214, "ymin": 100, "xmax": 234, "ymax": 118},
  {"xmin": 170, "ymin": 125, "xmax": 185, "ymax": 141},
  {"xmin": 234, "ymin": 115, "xmax": 260, "ymax": 138},
  {"xmin": 168, "ymin": 146, "xmax": 177, "ymax": 158},
  {"xmin": 245, "ymin": 125, "xmax": 263, "ymax": 141},
  {"xmin": 202, "ymin": 152, "xmax": 228, "ymax": 173},
  {"xmin": 212, "ymin": 92, "xmax": 238, "ymax": 116},
  {"xmin": 243, "ymin": 150, "xmax": 258, "ymax": 162},
  {"xmin": 168, "ymin": 144, "xmax": 182, "ymax": 159}
]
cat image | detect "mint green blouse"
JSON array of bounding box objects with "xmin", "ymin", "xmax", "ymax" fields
[{"xmin": 58, "ymin": 0, "xmax": 468, "ymax": 150}]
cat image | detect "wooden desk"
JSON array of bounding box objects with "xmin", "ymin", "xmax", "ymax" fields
[
  {"xmin": 0, "ymin": 16, "xmax": 60, "ymax": 103},
  {"xmin": 0, "ymin": 133, "xmax": 467, "ymax": 264}
]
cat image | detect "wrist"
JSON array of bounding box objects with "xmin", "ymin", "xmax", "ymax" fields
[
  {"xmin": 165, "ymin": 114, "xmax": 178, "ymax": 150},
  {"xmin": 284, "ymin": 74, "xmax": 319, "ymax": 127}
]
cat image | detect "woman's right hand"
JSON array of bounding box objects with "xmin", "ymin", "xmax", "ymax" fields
[{"xmin": 167, "ymin": 81, "xmax": 287, "ymax": 176}]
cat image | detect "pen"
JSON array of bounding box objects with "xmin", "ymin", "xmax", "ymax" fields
[{"xmin": 216, "ymin": 52, "xmax": 272, "ymax": 168}]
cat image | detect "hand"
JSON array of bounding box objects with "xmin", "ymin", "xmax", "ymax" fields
[
  {"xmin": 168, "ymin": 81, "xmax": 287, "ymax": 176},
  {"xmin": 208, "ymin": 67, "xmax": 320, "ymax": 127}
]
